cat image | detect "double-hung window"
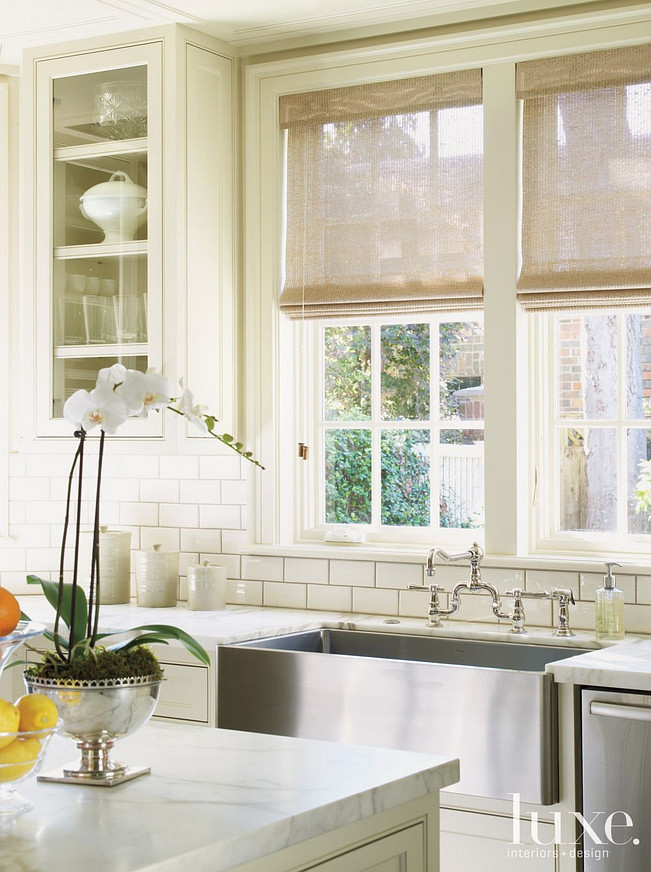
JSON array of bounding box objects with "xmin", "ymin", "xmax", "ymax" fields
[
  {"xmin": 518, "ymin": 45, "xmax": 651, "ymax": 556},
  {"xmin": 279, "ymin": 71, "xmax": 484, "ymax": 544}
]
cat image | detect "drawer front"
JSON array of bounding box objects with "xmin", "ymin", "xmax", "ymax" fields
[{"xmin": 154, "ymin": 662, "xmax": 209, "ymax": 723}]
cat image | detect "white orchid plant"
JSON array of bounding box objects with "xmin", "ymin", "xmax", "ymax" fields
[{"xmin": 24, "ymin": 365, "xmax": 262, "ymax": 679}]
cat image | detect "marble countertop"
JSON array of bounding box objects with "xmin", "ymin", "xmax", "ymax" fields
[
  {"xmin": 548, "ymin": 636, "xmax": 651, "ymax": 692},
  {"xmin": 0, "ymin": 722, "xmax": 459, "ymax": 872}
]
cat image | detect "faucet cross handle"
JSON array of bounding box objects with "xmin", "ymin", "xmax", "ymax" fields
[{"xmin": 408, "ymin": 583, "xmax": 445, "ymax": 628}]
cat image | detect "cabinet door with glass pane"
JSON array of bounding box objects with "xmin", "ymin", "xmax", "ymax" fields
[{"xmin": 33, "ymin": 42, "xmax": 163, "ymax": 436}]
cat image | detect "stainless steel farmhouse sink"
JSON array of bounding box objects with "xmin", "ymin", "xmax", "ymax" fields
[{"xmin": 217, "ymin": 628, "xmax": 590, "ymax": 805}]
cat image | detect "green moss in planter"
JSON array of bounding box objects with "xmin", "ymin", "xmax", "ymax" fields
[{"xmin": 25, "ymin": 645, "xmax": 164, "ymax": 683}]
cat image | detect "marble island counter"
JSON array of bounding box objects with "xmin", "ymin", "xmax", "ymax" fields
[{"xmin": 0, "ymin": 722, "xmax": 459, "ymax": 872}]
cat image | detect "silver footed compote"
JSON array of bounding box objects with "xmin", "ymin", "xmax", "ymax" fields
[{"xmin": 24, "ymin": 674, "xmax": 162, "ymax": 786}]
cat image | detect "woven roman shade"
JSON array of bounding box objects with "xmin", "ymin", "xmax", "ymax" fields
[
  {"xmin": 279, "ymin": 70, "xmax": 483, "ymax": 319},
  {"xmin": 517, "ymin": 44, "xmax": 651, "ymax": 311}
]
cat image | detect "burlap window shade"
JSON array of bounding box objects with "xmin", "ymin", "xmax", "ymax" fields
[
  {"xmin": 279, "ymin": 70, "xmax": 483, "ymax": 319},
  {"xmin": 517, "ymin": 45, "xmax": 651, "ymax": 311}
]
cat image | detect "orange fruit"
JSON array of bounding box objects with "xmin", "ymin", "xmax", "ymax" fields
[{"xmin": 0, "ymin": 588, "xmax": 20, "ymax": 637}]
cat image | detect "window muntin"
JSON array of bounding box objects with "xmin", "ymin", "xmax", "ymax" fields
[{"xmin": 317, "ymin": 316, "xmax": 484, "ymax": 538}]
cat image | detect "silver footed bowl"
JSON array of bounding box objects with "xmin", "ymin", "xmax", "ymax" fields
[{"xmin": 23, "ymin": 675, "xmax": 162, "ymax": 785}]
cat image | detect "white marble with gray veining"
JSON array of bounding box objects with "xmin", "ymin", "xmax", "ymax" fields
[
  {"xmin": 0, "ymin": 721, "xmax": 459, "ymax": 872},
  {"xmin": 547, "ymin": 636, "xmax": 651, "ymax": 692}
]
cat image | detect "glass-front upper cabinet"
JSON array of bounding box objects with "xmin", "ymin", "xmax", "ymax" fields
[{"xmin": 33, "ymin": 43, "xmax": 163, "ymax": 436}]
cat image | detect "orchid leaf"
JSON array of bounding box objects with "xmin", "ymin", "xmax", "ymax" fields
[
  {"xmin": 110, "ymin": 634, "xmax": 172, "ymax": 653},
  {"xmin": 26, "ymin": 574, "xmax": 88, "ymax": 649},
  {"xmin": 129, "ymin": 624, "xmax": 210, "ymax": 665}
]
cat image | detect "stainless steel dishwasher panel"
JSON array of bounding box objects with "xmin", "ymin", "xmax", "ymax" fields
[
  {"xmin": 581, "ymin": 688, "xmax": 651, "ymax": 871},
  {"xmin": 218, "ymin": 642, "xmax": 559, "ymax": 804}
]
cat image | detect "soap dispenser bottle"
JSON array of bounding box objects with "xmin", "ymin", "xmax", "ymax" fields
[{"xmin": 595, "ymin": 562, "xmax": 625, "ymax": 641}]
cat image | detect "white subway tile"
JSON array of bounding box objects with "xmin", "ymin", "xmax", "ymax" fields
[
  {"xmin": 97, "ymin": 478, "xmax": 140, "ymax": 502},
  {"xmin": 8, "ymin": 502, "xmax": 25, "ymax": 525},
  {"xmin": 221, "ymin": 530, "xmax": 247, "ymax": 553},
  {"xmin": 226, "ymin": 579, "xmax": 262, "ymax": 606},
  {"xmin": 398, "ymin": 589, "xmax": 430, "ymax": 619},
  {"xmin": 481, "ymin": 566, "xmax": 525, "ymax": 595},
  {"xmin": 308, "ymin": 584, "xmax": 352, "ymax": 612},
  {"xmin": 220, "ymin": 480, "xmax": 248, "ymax": 505},
  {"xmin": 624, "ymin": 604, "xmax": 651, "ymax": 635},
  {"xmin": 329, "ymin": 559, "xmax": 375, "ymax": 587},
  {"xmin": 140, "ymin": 479, "xmax": 180, "ymax": 503},
  {"xmin": 160, "ymin": 503, "xmax": 198, "ymax": 529},
  {"xmin": 200, "ymin": 456, "xmax": 241, "ymax": 480},
  {"xmin": 180, "ymin": 480, "xmax": 222, "ymax": 504},
  {"xmin": 431, "ymin": 565, "xmax": 470, "ymax": 588},
  {"xmin": 376, "ymin": 562, "xmax": 422, "ymax": 589},
  {"xmin": 25, "ymin": 455, "xmax": 74, "ymax": 477},
  {"xmin": 0, "ymin": 548, "xmax": 26, "ymax": 571},
  {"xmin": 636, "ymin": 576, "xmax": 651, "ymax": 605},
  {"xmin": 178, "ymin": 552, "xmax": 196, "ymax": 575},
  {"xmin": 264, "ymin": 581, "xmax": 306, "ymax": 609},
  {"xmin": 9, "ymin": 477, "xmax": 49, "ymax": 501},
  {"xmin": 200, "ymin": 553, "xmax": 240, "ymax": 579},
  {"xmin": 120, "ymin": 455, "xmax": 159, "ymax": 479},
  {"xmin": 97, "ymin": 501, "xmax": 120, "ymax": 526},
  {"xmin": 242, "ymin": 555, "xmax": 284, "ymax": 582},
  {"xmin": 526, "ymin": 569, "xmax": 579, "ymax": 597},
  {"xmin": 180, "ymin": 529, "xmax": 222, "ymax": 554},
  {"xmin": 200, "ymin": 505, "xmax": 241, "ymax": 529},
  {"xmin": 160, "ymin": 456, "xmax": 198, "ymax": 480},
  {"xmin": 1, "ymin": 571, "xmax": 32, "ymax": 595},
  {"xmin": 353, "ymin": 587, "xmax": 399, "ymax": 616},
  {"xmin": 448, "ymin": 594, "xmax": 508, "ymax": 624},
  {"xmin": 570, "ymin": 601, "xmax": 597, "ymax": 632},
  {"xmin": 25, "ymin": 501, "xmax": 69, "ymax": 525},
  {"xmin": 285, "ymin": 557, "xmax": 328, "ymax": 585},
  {"xmin": 8, "ymin": 525, "xmax": 51, "ymax": 548},
  {"xmin": 140, "ymin": 527, "xmax": 180, "ymax": 552},
  {"xmin": 580, "ymin": 572, "xmax": 635, "ymax": 603},
  {"xmin": 120, "ymin": 502, "xmax": 158, "ymax": 527},
  {"xmin": 25, "ymin": 548, "xmax": 60, "ymax": 573},
  {"xmin": 9, "ymin": 454, "xmax": 26, "ymax": 477}
]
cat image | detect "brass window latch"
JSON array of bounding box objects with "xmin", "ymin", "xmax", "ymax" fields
[{"xmin": 297, "ymin": 442, "xmax": 309, "ymax": 460}]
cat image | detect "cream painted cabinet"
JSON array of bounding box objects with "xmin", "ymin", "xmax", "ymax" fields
[
  {"xmin": 440, "ymin": 808, "xmax": 557, "ymax": 872},
  {"xmin": 22, "ymin": 25, "xmax": 237, "ymax": 440}
]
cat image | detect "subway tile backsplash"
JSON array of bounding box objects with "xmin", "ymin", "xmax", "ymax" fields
[{"xmin": 2, "ymin": 452, "xmax": 651, "ymax": 635}]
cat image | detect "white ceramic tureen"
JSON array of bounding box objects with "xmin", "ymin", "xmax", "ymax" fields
[{"xmin": 79, "ymin": 171, "xmax": 147, "ymax": 244}]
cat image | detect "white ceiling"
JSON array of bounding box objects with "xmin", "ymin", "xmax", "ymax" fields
[{"xmin": 0, "ymin": 0, "xmax": 607, "ymax": 65}]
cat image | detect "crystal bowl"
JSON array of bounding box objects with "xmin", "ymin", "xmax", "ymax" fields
[{"xmin": 0, "ymin": 725, "xmax": 59, "ymax": 817}]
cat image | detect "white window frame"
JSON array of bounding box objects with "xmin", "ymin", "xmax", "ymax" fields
[
  {"xmin": 299, "ymin": 314, "xmax": 486, "ymax": 547},
  {"xmin": 531, "ymin": 311, "xmax": 651, "ymax": 560},
  {"xmin": 243, "ymin": 7, "xmax": 651, "ymax": 558}
]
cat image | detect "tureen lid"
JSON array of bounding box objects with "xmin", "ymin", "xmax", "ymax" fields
[{"xmin": 80, "ymin": 170, "xmax": 147, "ymax": 201}]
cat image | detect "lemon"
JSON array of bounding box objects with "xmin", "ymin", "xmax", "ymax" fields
[
  {"xmin": 0, "ymin": 699, "xmax": 20, "ymax": 749},
  {"xmin": 0, "ymin": 737, "xmax": 41, "ymax": 782},
  {"xmin": 16, "ymin": 694, "xmax": 59, "ymax": 732}
]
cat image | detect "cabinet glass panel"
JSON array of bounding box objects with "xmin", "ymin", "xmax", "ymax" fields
[{"xmin": 51, "ymin": 65, "xmax": 150, "ymax": 415}]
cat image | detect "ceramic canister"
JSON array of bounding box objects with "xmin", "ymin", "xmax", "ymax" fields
[
  {"xmin": 136, "ymin": 544, "xmax": 179, "ymax": 608},
  {"xmin": 98, "ymin": 527, "xmax": 131, "ymax": 604},
  {"xmin": 187, "ymin": 561, "xmax": 227, "ymax": 611}
]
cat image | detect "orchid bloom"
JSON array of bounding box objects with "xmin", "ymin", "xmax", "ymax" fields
[
  {"xmin": 97, "ymin": 363, "xmax": 128, "ymax": 387},
  {"xmin": 116, "ymin": 369, "xmax": 173, "ymax": 417},
  {"xmin": 172, "ymin": 381, "xmax": 209, "ymax": 433},
  {"xmin": 63, "ymin": 384, "xmax": 128, "ymax": 435}
]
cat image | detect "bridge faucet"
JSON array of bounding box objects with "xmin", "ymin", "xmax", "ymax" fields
[{"xmin": 411, "ymin": 543, "xmax": 510, "ymax": 626}]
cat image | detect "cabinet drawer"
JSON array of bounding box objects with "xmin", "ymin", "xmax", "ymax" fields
[{"xmin": 154, "ymin": 662, "xmax": 209, "ymax": 723}]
